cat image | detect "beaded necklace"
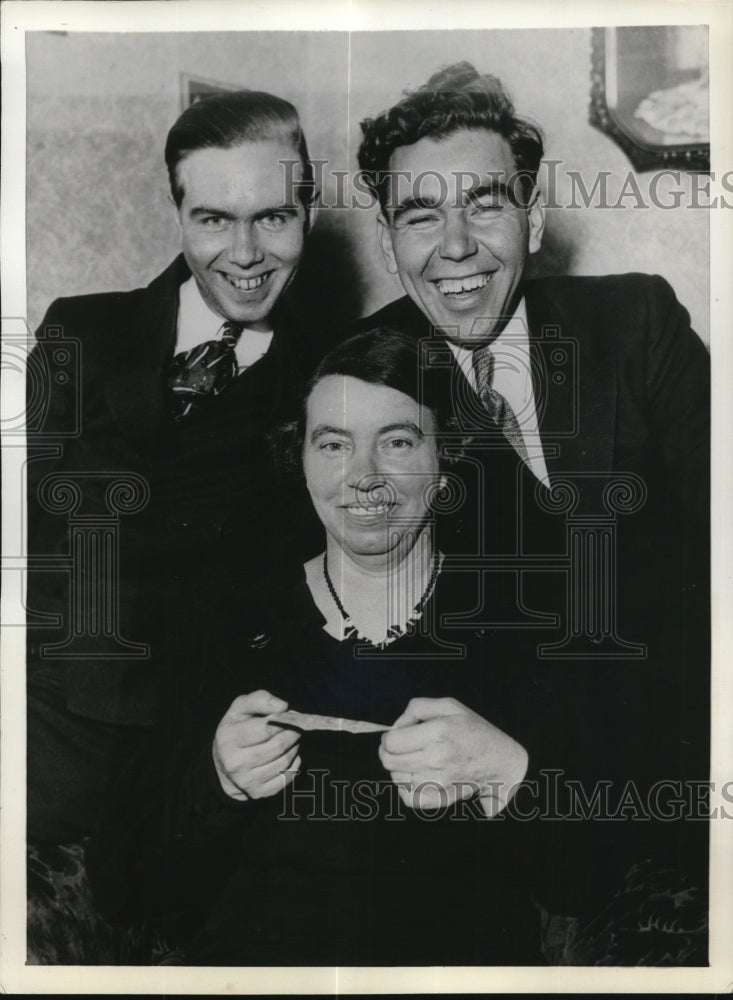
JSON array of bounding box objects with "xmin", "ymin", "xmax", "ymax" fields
[{"xmin": 322, "ymin": 551, "xmax": 442, "ymax": 650}]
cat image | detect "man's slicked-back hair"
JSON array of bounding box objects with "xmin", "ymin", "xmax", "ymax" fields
[
  {"xmin": 165, "ymin": 89, "xmax": 313, "ymax": 208},
  {"xmin": 358, "ymin": 61, "xmax": 544, "ymax": 211}
]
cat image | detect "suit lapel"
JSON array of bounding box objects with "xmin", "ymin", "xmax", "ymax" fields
[
  {"xmin": 217, "ymin": 303, "xmax": 296, "ymax": 429},
  {"xmin": 364, "ymin": 289, "xmax": 618, "ymax": 477},
  {"xmin": 525, "ymin": 279, "xmax": 617, "ymax": 477},
  {"xmin": 104, "ymin": 256, "xmax": 188, "ymax": 462}
]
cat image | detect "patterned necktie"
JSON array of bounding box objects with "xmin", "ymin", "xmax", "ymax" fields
[
  {"xmin": 472, "ymin": 343, "xmax": 529, "ymax": 464},
  {"xmin": 168, "ymin": 321, "xmax": 244, "ymax": 419}
]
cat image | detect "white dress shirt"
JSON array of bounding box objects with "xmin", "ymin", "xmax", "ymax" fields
[
  {"xmin": 446, "ymin": 298, "xmax": 550, "ymax": 487},
  {"xmin": 176, "ymin": 276, "xmax": 274, "ymax": 371}
]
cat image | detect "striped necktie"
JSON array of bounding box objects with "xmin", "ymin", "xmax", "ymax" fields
[
  {"xmin": 472, "ymin": 343, "xmax": 529, "ymax": 464},
  {"xmin": 168, "ymin": 321, "xmax": 244, "ymax": 419}
]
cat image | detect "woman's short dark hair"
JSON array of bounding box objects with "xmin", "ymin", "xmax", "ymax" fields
[
  {"xmin": 165, "ymin": 89, "xmax": 313, "ymax": 208},
  {"xmin": 357, "ymin": 61, "xmax": 544, "ymax": 211},
  {"xmin": 273, "ymin": 327, "xmax": 464, "ymax": 472}
]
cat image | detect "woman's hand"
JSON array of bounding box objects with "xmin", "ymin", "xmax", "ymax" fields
[
  {"xmin": 378, "ymin": 697, "xmax": 528, "ymax": 816},
  {"xmin": 212, "ymin": 690, "xmax": 301, "ymax": 801}
]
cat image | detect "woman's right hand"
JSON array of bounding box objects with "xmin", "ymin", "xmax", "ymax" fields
[{"xmin": 212, "ymin": 690, "xmax": 301, "ymax": 801}]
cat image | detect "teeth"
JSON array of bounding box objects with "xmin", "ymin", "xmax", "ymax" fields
[
  {"xmin": 344, "ymin": 504, "xmax": 391, "ymax": 517},
  {"xmin": 435, "ymin": 273, "xmax": 491, "ymax": 295},
  {"xmin": 225, "ymin": 273, "xmax": 268, "ymax": 291}
]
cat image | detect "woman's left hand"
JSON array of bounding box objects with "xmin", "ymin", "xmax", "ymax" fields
[{"xmin": 378, "ymin": 697, "xmax": 528, "ymax": 816}]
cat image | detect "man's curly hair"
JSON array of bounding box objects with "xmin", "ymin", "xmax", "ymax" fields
[{"xmin": 357, "ymin": 61, "xmax": 544, "ymax": 212}]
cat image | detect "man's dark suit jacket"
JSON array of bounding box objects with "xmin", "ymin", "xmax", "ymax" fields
[
  {"xmin": 357, "ymin": 273, "xmax": 711, "ymax": 907},
  {"xmin": 27, "ymin": 255, "xmax": 324, "ymax": 726},
  {"xmin": 357, "ymin": 272, "xmax": 709, "ymax": 635},
  {"xmin": 357, "ymin": 269, "xmax": 710, "ymax": 655},
  {"xmin": 358, "ymin": 273, "xmax": 709, "ymax": 512}
]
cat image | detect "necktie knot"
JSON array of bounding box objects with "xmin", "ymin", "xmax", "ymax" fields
[
  {"xmin": 168, "ymin": 321, "xmax": 245, "ymax": 419},
  {"xmin": 220, "ymin": 320, "xmax": 244, "ymax": 349},
  {"xmin": 472, "ymin": 343, "xmax": 529, "ymax": 465}
]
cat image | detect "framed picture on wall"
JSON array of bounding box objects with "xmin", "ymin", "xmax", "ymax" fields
[{"xmin": 590, "ymin": 25, "xmax": 710, "ymax": 171}]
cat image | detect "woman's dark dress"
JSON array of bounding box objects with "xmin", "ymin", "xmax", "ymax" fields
[
  {"xmin": 88, "ymin": 564, "xmax": 547, "ymax": 965},
  {"xmin": 87, "ymin": 545, "xmax": 706, "ymax": 965}
]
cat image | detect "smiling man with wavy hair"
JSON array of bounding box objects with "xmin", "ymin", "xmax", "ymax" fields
[{"xmin": 355, "ymin": 60, "xmax": 710, "ymax": 944}]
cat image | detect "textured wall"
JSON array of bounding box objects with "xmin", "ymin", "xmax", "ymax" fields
[{"xmin": 26, "ymin": 29, "xmax": 708, "ymax": 342}]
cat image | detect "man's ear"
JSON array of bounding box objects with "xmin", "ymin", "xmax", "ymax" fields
[
  {"xmin": 170, "ymin": 193, "xmax": 182, "ymax": 232},
  {"xmin": 170, "ymin": 187, "xmax": 188, "ymax": 241},
  {"xmin": 377, "ymin": 213, "xmax": 399, "ymax": 275},
  {"xmin": 305, "ymin": 191, "xmax": 320, "ymax": 235},
  {"xmin": 527, "ymin": 187, "xmax": 545, "ymax": 255}
]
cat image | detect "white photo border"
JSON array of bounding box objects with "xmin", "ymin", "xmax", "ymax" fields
[{"xmin": 2, "ymin": 0, "xmax": 731, "ymax": 993}]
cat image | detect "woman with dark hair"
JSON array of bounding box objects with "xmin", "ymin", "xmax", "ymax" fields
[{"xmin": 87, "ymin": 327, "xmax": 544, "ymax": 966}]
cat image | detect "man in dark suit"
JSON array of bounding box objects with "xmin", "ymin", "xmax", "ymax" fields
[
  {"xmin": 356, "ymin": 63, "xmax": 710, "ymax": 919},
  {"xmin": 27, "ymin": 89, "xmax": 323, "ymax": 843},
  {"xmin": 356, "ymin": 61, "xmax": 708, "ymax": 515}
]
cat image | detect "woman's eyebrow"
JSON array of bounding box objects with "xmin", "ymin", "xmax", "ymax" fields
[
  {"xmin": 379, "ymin": 421, "xmax": 424, "ymax": 438},
  {"xmin": 310, "ymin": 424, "xmax": 352, "ymax": 441}
]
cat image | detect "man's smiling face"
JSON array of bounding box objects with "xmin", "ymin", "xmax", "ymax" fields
[
  {"xmin": 377, "ymin": 128, "xmax": 544, "ymax": 346},
  {"xmin": 176, "ymin": 140, "xmax": 311, "ymax": 329}
]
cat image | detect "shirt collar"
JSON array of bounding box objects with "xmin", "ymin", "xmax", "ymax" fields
[
  {"xmin": 494, "ymin": 296, "xmax": 530, "ymax": 356},
  {"xmin": 444, "ymin": 296, "xmax": 550, "ymax": 487},
  {"xmin": 447, "ymin": 297, "xmax": 529, "ymax": 388},
  {"xmin": 175, "ymin": 275, "xmax": 274, "ymax": 352}
]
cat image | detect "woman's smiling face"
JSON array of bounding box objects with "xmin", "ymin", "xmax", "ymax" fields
[{"xmin": 302, "ymin": 374, "xmax": 442, "ymax": 569}]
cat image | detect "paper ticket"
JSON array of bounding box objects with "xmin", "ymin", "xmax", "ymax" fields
[{"xmin": 267, "ymin": 709, "xmax": 389, "ymax": 734}]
